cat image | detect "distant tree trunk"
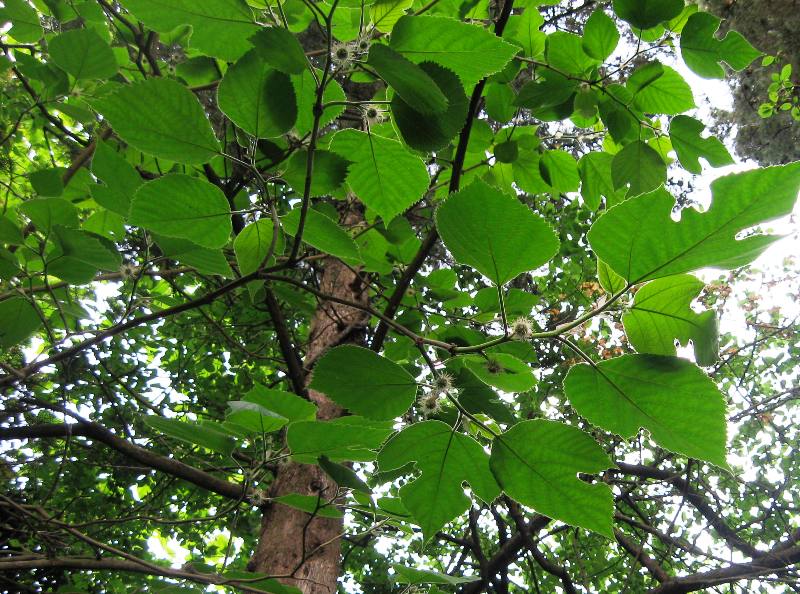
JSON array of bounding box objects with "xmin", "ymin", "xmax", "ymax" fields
[{"xmin": 250, "ymin": 207, "xmax": 368, "ymax": 594}]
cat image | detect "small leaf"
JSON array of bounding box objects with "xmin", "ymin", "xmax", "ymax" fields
[
  {"xmin": 91, "ymin": 141, "xmax": 142, "ymax": 217},
  {"xmin": 680, "ymin": 11, "xmax": 761, "ymax": 79},
  {"xmin": 378, "ymin": 421, "xmax": 500, "ymax": 541},
  {"xmin": 589, "ymin": 163, "xmax": 800, "ymax": 283},
  {"xmin": 597, "ymin": 259, "xmax": 626, "ymax": 294},
  {"xmin": 310, "ymin": 345, "xmax": 417, "ymax": 420},
  {"xmin": 539, "ymin": 149, "xmax": 580, "ymax": 193},
  {"xmin": 273, "ymin": 494, "xmax": 342, "ymax": 518},
  {"xmin": 244, "ymin": 383, "xmax": 317, "ymax": 423},
  {"xmin": 0, "ymin": 0, "xmax": 43, "ymax": 42},
  {"xmin": 287, "ymin": 417, "xmax": 394, "ymax": 463},
  {"xmin": 391, "ymin": 564, "xmax": 479, "ymax": 585},
  {"xmin": 217, "ymin": 49, "xmax": 297, "ymax": 138},
  {"xmin": 49, "ymin": 28, "xmax": 118, "ymax": 80},
  {"xmin": 628, "ymin": 63, "xmax": 695, "ymax": 115},
  {"xmin": 579, "ymin": 152, "xmax": 623, "ymax": 210},
  {"xmin": 234, "ymin": 219, "xmax": 280, "ymax": 276},
  {"xmin": 225, "ymin": 401, "xmax": 288, "ymax": 434},
  {"xmin": 282, "ymin": 150, "xmax": 350, "ymax": 196},
  {"xmin": 564, "ymin": 355, "xmax": 727, "ymax": 467},
  {"xmin": 156, "ymin": 236, "xmax": 233, "ymax": 277},
  {"xmin": 282, "ymin": 208, "xmax": 360, "ymax": 263},
  {"xmin": 490, "ymin": 419, "xmax": 615, "ymax": 537},
  {"xmin": 0, "ymin": 297, "xmax": 42, "ymax": 348},
  {"xmin": 435, "ymin": 179, "xmax": 559, "ymax": 286},
  {"xmin": 623, "ymin": 274, "xmax": 718, "ymax": 365},
  {"xmin": 368, "ymin": 44, "xmax": 448, "ymax": 115},
  {"xmin": 318, "ymin": 455, "xmax": 371, "ymax": 494},
  {"xmin": 249, "ymin": 27, "xmax": 307, "ymax": 74},
  {"xmin": 90, "ymin": 78, "xmax": 220, "ymax": 165},
  {"xmin": 462, "ymin": 353, "xmax": 536, "ymax": 393},
  {"xmin": 582, "ymin": 9, "xmax": 619, "ymax": 61},
  {"xmin": 669, "ymin": 115, "xmax": 734, "ymax": 174},
  {"xmin": 130, "ymin": 175, "xmax": 232, "ymax": 249}
]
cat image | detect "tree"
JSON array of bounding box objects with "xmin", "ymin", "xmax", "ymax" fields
[{"xmin": 1, "ymin": 1, "xmax": 799, "ymax": 593}]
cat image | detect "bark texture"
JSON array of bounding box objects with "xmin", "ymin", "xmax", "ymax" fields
[{"xmin": 251, "ymin": 208, "xmax": 368, "ymax": 594}]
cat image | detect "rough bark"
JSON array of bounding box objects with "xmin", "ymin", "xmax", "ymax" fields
[{"xmin": 250, "ymin": 208, "xmax": 368, "ymax": 594}]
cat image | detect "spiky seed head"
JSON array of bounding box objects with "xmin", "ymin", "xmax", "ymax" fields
[
  {"xmin": 331, "ymin": 41, "xmax": 355, "ymax": 67},
  {"xmin": 432, "ymin": 372, "xmax": 454, "ymax": 395},
  {"xmin": 360, "ymin": 104, "xmax": 385, "ymax": 127},
  {"xmin": 510, "ymin": 316, "xmax": 534, "ymax": 340},
  {"xmin": 119, "ymin": 263, "xmax": 139, "ymax": 280},
  {"xmin": 419, "ymin": 393, "xmax": 441, "ymax": 418}
]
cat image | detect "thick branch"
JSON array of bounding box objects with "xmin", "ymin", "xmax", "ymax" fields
[{"xmin": 0, "ymin": 423, "xmax": 245, "ymax": 500}]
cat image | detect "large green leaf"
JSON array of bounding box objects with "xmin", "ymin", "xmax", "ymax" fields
[
  {"xmin": 287, "ymin": 417, "xmax": 394, "ymax": 463},
  {"xmin": 670, "ymin": 115, "xmax": 733, "ymax": 174},
  {"xmin": 249, "ymin": 27, "xmax": 307, "ymax": 74},
  {"xmin": 392, "ymin": 62, "xmax": 468, "ymax": 152},
  {"xmin": 612, "ymin": 0, "xmax": 683, "ymax": 30},
  {"xmin": 243, "ymin": 384, "xmax": 317, "ymax": 423},
  {"xmin": 392, "ymin": 564, "xmax": 479, "ymax": 585},
  {"xmin": 329, "ymin": 129, "xmax": 429, "ymax": 223},
  {"xmin": 91, "ymin": 141, "xmax": 142, "ymax": 217},
  {"xmin": 282, "ymin": 208, "xmax": 360, "ymax": 263},
  {"xmin": 611, "ymin": 140, "xmax": 667, "ymax": 198},
  {"xmin": 0, "ymin": 0, "xmax": 42, "ymax": 42},
  {"xmin": 19, "ymin": 198, "xmax": 79, "ymax": 233},
  {"xmin": 564, "ymin": 355, "xmax": 727, "ymax": 467},
  {"xmin": 462, "ymin": 353, "xmax": 536, "ymax": 393},
  {"xmin": 589, "ymin": 163, "xmax": 800, "ymax": 283},
  {"xmin": 680, "ymin": 11, "xmax": 761, "ymax": 79},
  {"xmin": 378, "ymin": 421, "xmax": 500, "ymax": 541},
  {"xmin": 123, "ymin": 0, "xmax": 258, "ymax": 61},
  {"xmin": 435, "ymin": 179, "xmax": 559, "ymax": 285},
  {"xmin": 155, "ymin": 236, "xmax": 234, "ymax": 277},
  {"xmin": 282, "ymin": 149, "xmax": 350, "ymax": 196},
  {"xmin": 368, "ymin": 44, "xmax": 448, "ymax": 115},
  {"xmin": 49, "ymin": 28, "xmax": 118, "ymax": 80},
  {"xmin": 623, "ymin": 274, "xmax": 718, "ymax": 366},
  {"xmin": 627, "ymin": 63, "xmax": 695, "ymax": 115},
  {"xmin": 490, "ymin": 420, "xmax": 614, "ymax": 537},
  {"xmin": 225, "ymin": 401, "xmax": 288, "ymax": 434},
  {"xmin": 578, "ymin": 152, "xmax": 625, "ymax": 210},
  {"xmin": 0, "ymin": 297, "xmax": 42, "ymax": 348},
  {"xmin": 309, "ymin": 345, "xmax": 417, "ymax": 420},
  {"xmin": 546, "ymin": 31, "xmax": 596, "ymax": 75},
  {"xmin": 130, "ymin": 175, "xmax": 232, "ymax": 249},
  {"xmin": 144, "ymin": 416, "xmax": 236, "ymax": 455},
  {"xmin": 234, "ymin": 219, "xmax": 280, "ymax": 276},
  {"xmin": 47, "ymin": 226, "xmax": 122, "ymax": 284},
  {"xmin": 90, "ymin": 78, "xmax": 220, "ymax": 165},
  {"xmin": 217, "ymin": 49, "xmax": 297, "ymax": 138},
  {"xmin": 582, "ymin": 9, "xmax": 619, "ymax": 62},
  {"xmin": 389, "ymin": 15, "xmax": 519, "ymax": 88}
]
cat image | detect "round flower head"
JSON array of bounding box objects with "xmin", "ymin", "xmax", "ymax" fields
[
  {"xmin": 360, "ymin": 104, "xmax": 386, "ymax": 127},
  {"xmin": 432, "ymin": 371, "xmax": 454, "ymax": 396},
  {"xmin": 355, "ymin": 35, "xmax": 372, "ymax": 56},
  {"xmin": 119, "ymin": 263, "xmax": 140, "ymax": 281},
  {"xmin": 419, "ymin": 393, "xmax": 442, "ymax": 418},
  {"xmin": 510, "ymin": 316, "xmax": 534, "ymax": 340},
  {"xmin": 331, "ymin": 41, "xmax": 355, "ymax": 68}
]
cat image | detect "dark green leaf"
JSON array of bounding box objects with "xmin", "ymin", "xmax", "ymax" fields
[
  {"xmin": 368, "ymin": 44, "xmax": 448, "ymax": 115},
  {"xmin": 249, "ymin": 26, "xmax": 307, "ymax": 74},
  {"xmin": 0, "ymin": 297, "xmax": 42, "ymax": 348},
  {"xmin": 611, "ymin": 140, "xmax": 666, "ymax": 197},
  {"xmin": 144, "ymin": 417, "xmax": 236, "ymax": 455},
  {"xmin": 613, "ymin": 0, "xmax": 683, "ymax": 30}
]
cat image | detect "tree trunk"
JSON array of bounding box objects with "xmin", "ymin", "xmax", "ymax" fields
[{"xmin": 250, "ymin": 208, "xmax": 368, "ymax": 593}]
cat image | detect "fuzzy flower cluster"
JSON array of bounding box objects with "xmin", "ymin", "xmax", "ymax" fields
[
  {"xmin": 418, "ymin": 372, "xmax": 456, "ymax": 418},
  {"xmin": 510, "ymin": 316, "xmax": 534, "ymax": 341},
  {"xmin": 330, "ymin": 35, "xmax": 371, "ymax": 69}
]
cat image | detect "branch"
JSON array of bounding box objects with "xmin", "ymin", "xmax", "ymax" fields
[
  {"xmin": 0, "ymin": 423, "xmax": 245, "ymax": 500},
  {"xmin": 615, "ymin": 529, "xmax": 669, "ymax": 583},
  {"xmin": 263, "ymin": 287, "xmax": 307, "ymax": 396}
]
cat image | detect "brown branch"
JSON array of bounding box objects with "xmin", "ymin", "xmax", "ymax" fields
[
  {"xmin": 615, "ymin": 529, "xmax": 669, "ymax": 583},
  {"xmin": 0, "ymin": 423, "xmax": 245, "ymax": 500},
  {"xmin": 263, "ymin": 287, "xmax": 307, "ymax": 396}
]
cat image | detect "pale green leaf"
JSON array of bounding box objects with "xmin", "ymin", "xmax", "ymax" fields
[
  {"xmin": 225, "ymin": 401, "xmax": 288, "ymax": 434},
  {"xmin": 680, "ymin": 11, "xmax": 761, "ymax": 79},
  {"xmin": 144, "ymin": 416, "xmax": 236, "ymax": 455},
  {"xmin": 234, "ymin": 219, "xmax": 280, "ymax": 276},
  {"xmin": 628, "ymin": 63, "xmax": 695, "ymax": 115},
  {"xmin": 282, "ymin": 208, "xmax": 360, "ymax": 262},
  {"xmin": 0, "ymin": 0, "xmax": 42, "ymax": 42},
  {"xmin": 49, "ymin": 28, "xmax": 117, "ymax": 80},
  {"xmin": 287, "ymin": 417, "xmax": 394, "ymax": 463},
  {"xmin": 462, "ymin": 353, "xmax": 536, "ymax": 393},
  {"xmin": 392, "ymin": 564, "xmax": 480, "ymax": 585},
  {"xmin": 368, "ymin": 43, "xmax": 448, "ymax": 115},
  {"xmin": 583, "ymin": 9, "xmax": 619, "ymax": 61},
  {"xmin": 670, "ymin": 115, "xmax": 734, "ymax": 174},
  {"xmin": 244, "ymin": 384, "xmax": 317, "ymax": 423}
]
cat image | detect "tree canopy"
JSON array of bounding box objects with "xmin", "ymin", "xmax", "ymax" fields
[{"xmin": 1, "ymin": 1, "xmax": 799, "ymax": 593}]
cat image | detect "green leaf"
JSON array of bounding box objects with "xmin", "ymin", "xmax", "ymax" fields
[
  {"xmin": 234, "ymin": 219, "xmax": 280, "ymax": 276},
  {"xmin": 515, "ymin": 69, "xmax": 577, "ymax": 111},
  {"xmin": 329, "ymin": 129, "xmax": 429, "ymax": 223},
  {"xmin": 589, "ymin": 163, "xmax": 800, "ymax": 283},
  {"xmin": 144, "ymin": 417, "xmax": 236, "ymax": 455},
  {"xmin": 243, "ymin": 384, "xmax": 317, "ymax": 423},
  {"xmin": 389, "ymin": 15, "xmax": 519, "ymax": 88},
  {"xmin": 462, "ymin": 353, "xmax": 536, "ymax": 393},
  {"xmin": 582, "ymin": 9, "xmax": 619, "ymax": 62},
  {"xmin": 391, "ymin": 564, "xmax": 479, "ymax": 585},
  {"xmin": 546, "ymin": 31, "xmax": 596, "ymax": 75},
  {"xmin": 504, "ymin": 8, "xmax": 546, "ymax": 59},
  {"xmin": 49, "ymin": 28, "xmax": 117, "ymax": 80},
  {"xmin": 282, "ymin": 149, "xmax": 350, "ymax": 196},
  {"xmin": 217, "ymin": 49, "xmax": 297, "ymax": 138},
  {"xmin": 490, "ymin": 419, "xmax": 614, "ymax": 537},
  {"xmin": 287, "ymin": 417, "xmax": 394, "ymax": 463},
  {"xmin": 123, "ymin": 0, "xmax": 258, "ymax": 61},
  {"xmin": 292, "ymin": 70, "xmax": 346, "ymax": 136},
  {"xmin": 29, "ymin": 168, "xmax": 64, "ymax": 197},
  {"xmin": 484, "ymin": 82, "xmax": 516, "ymax": 124},
  {"xmin": 368, "ymin": 44, "xmax": 448, "ymax": 115},
  {"xmin": 0, "ymin": 0, "xmax": 43, "ymax": 42},
  {"xmin": 318, "ymin": 455, "xmax": 371, "ymax": 494},
  {"xmin": 47, "ymin": 226, "xmax": 122, "ymax": 284},
  {"xmin": 611, "ymin": 140, "xmax": 666, "ymax": 197},
  {"xmin": 225, "ymin": 401, "xmax": 288, "ymax": 434},
  {"xmin": 0, "ymin": 297, "xmax": 42, "ymax": 348},
  {"xmin": 90, "ymin": 78, "xmax": 220, "ymax": 165},
  {"xmin": 378, "ymin": 421, "xmax": 500, "ymax": 541},
  {"xmin": 370, "ymin": 0, "xmax": 413, "ymax": 33},
  {"xmin": 597, "ymin": 259, "xmax": 626, "ymax": 294},
  {"xmin": 612, "ymin": 0, "xmax": 683, "ymax": 30},
  {"xmin": 564, "ymin": 355, "xmax": 727, "ymax": 467},
  {"xmin": 623, "ymin": 274, "xmax": 718, "ymax": 366},
  {"xmin": 669, "ymin": 115, "xmax": 734, "ymax": 174},
  {"xmin": 155, "ymin": 236, "xmax": 234, "ymax": 277},
  {"xmin": 282, "ymin": 208, "xmax": 360, "ymax": 263},
  {"xmin": 436, "ymin": 179, "xmax": 559, "ymax": 285},
  {"xmin": 392, "ymin": 62, "xmax": 468, "ymax": 152},
  {"xmin": 310, "ymin": 345, "xmax": 417, "ymax": 420},
  {"xmin": 19, "ymin": 198, "xmax": 78, "ymax": 233},
  {"xmin": 579, "ymin": 152, "xmax": 624, "ymax": 210},
  {"xmin": 272, "ymin": 494, "xmax": 342, "ymax": 518},
  {"xmin": 91, "ymin": 141, "xmax": 142, "ymax": 217},
  {"xmin": 680, "ymin": 11, "xmax": 761, "ymax": 79},
  {"xmin": 130, "ymin": 175, "xmax": 232, "ymax": 249},
  {"xmin": 249, "ymin": 27, "xmax": 307, "ymax": 74},
  {"xmin": 628, "ymin": 63, "xmax": 695, "ymax": 115},
  {"xmin": 539, "ymin": 149, "xmax": 580, "ymax": 193}
]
